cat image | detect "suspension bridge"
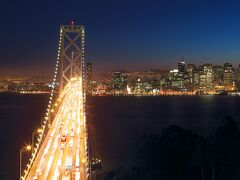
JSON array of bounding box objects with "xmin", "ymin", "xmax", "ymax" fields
[{"xmin": 20, "ymin": 24, "xmax": 91, "ymax": 180}]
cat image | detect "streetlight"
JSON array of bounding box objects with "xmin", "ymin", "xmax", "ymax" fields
[
  {"xmin": 32, "ymin": 128, "xmax": 42, "ymax": 148},
  {"xmin": 19, "ymin": 145, "xmax": 32, "ymax": 180}
]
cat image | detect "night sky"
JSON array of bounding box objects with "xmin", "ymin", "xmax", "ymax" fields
[{"xmin": 1, "ymin": 0, "xmax": 240, "ymax": 76}]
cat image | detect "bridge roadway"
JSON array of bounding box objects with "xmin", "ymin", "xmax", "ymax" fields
[{"xmin": 27, "ymin": 78, "xmax": 88, "ymax": 180}]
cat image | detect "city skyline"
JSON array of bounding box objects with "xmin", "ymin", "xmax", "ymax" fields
[
  {"xmin": 2, "ymin": 60, "xmax": 240, "ymax": 96},
  {"xmin": 1, "ymin": 0, "xmax": 240, "ymax": 75}
]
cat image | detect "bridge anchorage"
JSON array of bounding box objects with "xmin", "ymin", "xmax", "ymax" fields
[{"xmin": 20, "ymin": 24, "xmax": 92, "ymax": 180}]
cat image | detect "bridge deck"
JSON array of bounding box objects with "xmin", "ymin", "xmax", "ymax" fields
[{"xmin": 27, "ymin": 79, "xmax": 88, "ymax": 180}]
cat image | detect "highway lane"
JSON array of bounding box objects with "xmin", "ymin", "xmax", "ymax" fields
[{"xmin": 26, "ymin": 78, "xmax": 88, "ymax": 180}]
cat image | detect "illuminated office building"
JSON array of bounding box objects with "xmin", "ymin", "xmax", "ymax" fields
[
  {"xmin": 199, "ymin": 64, "xmax": 213, "ymax": 91},
  {"xmin": 223, "ymin": 63, "xmax": 233, "ymax": 90},
  {"xmin": 113, "ymin": 72, "xmax": 122, "ymax": 90},
  {"xmin": 212, "ymin": 65, "xmax": 223, "ymax": 87},
  {"xmin": 178, "ymin": 61, "xmax": 186, "ymax": 73},
  {"xmin": 169, "ymin": 69, "xmax": 182, "ymax": 90},
  {"xmin": 193, "ymin": 68, "xmax": 200, "ymax": 90}
]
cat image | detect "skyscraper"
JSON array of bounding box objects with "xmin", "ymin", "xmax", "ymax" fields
[
  {"xmin": 134, "ymin": 78, "xmax": 143, "ymax": 96},
  {"xmin": 176, "ymin": 61, "xmax": 186, "ymax": 90},
  {"xmin": 223, "ymin": 63, "xmax": 233, "ymax": 90},
  {"xmin": 113, "ymin": 72, "xmax": 122, "ymax": 90},
  {"xmin": 169, "ymin": 69, "xmax": 182, "ymax": 90},
  {"xmin": 112, "ymin": 72, "xmax": 128, "ymax": 95},
  {"xmin": 212, "ymin": 65, "xmax": 223, "ymax": 87},
  {"xmin": 178, "ymin": 61, "xmax": 186, "ymax": 74},
  {"xmin": 199, "ymin": 64, "xmax": 213, "ymax": 91},
  {"xmin": 193, "ymin": 67, "xmax": 199, "ymax": 90},
  {"xmin": 186, "ymin": 64, "xmax": 196, "ymax": 90},
  {"xmin": 187, "ymin": 64, "xmax": 195, "ymax": 82}
]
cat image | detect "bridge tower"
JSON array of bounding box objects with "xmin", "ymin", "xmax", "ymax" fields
[{"xmin": 58, "ymin": 24, "xmax": 85, "ymax": 92}]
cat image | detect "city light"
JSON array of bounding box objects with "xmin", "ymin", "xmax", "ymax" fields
[
  {"xmin": 26, "ymin": 145, "xmax": 32, "ymax": 151},
  {"xmin": 89, "ymin": 62, "xmax": 240, "ymax": 96}
]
